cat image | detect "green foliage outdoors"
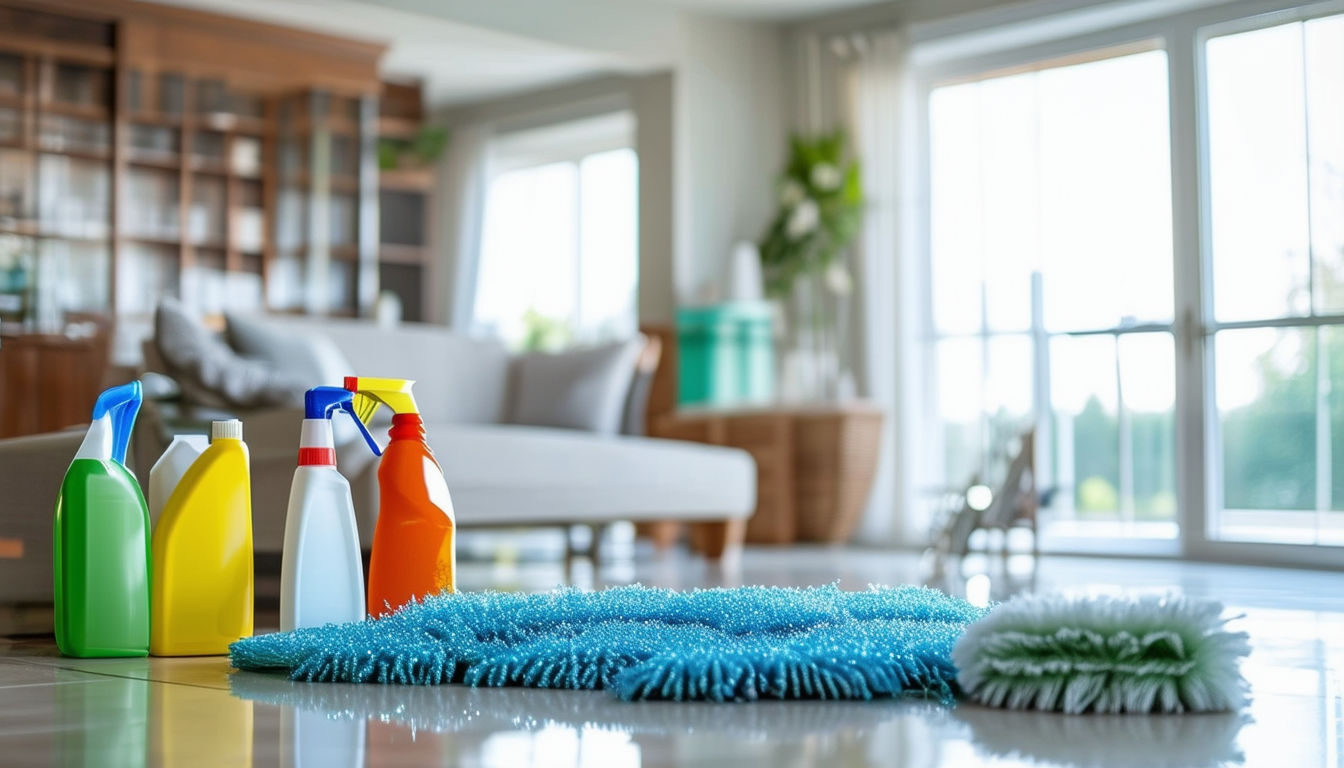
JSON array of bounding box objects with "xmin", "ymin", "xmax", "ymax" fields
[
  {"xmin": 518, "ymin": 307, "xmax": 571, "ymax": 353},
  {"xmin": 1216, "ymin": 257, "xmax": 1344, "ymax": 511},
  {"xmin": 1203, "ymin": 259, "xmax": 1344, "ymax": 511},
  {"xmin": 758, "ymin": 130, "xmax": 864, "ymax": 298},
  {"xmin": 1077, "ymin": 476, "xmax": 1119, "ymax": 514},
  {"xmin": 1221, "ymin": 329, "xmax": 1338, "ymax": 510},
  {"xmin": 1057, "ymin": 325, "xmax": 1335, "ymax": 516},
  {"xmin": 1071, "ymin": 396, "xmax": 1176, "ymax": 519}
]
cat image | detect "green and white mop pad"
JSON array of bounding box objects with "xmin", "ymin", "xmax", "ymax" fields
[{"xmin": 951, "ymin": 594, "xmax": 1250, "ymax": 714}]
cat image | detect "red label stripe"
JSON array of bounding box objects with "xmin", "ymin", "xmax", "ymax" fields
[{"xmin": 298, "ymin": 447, "xmax": 336, "ymax": 466}]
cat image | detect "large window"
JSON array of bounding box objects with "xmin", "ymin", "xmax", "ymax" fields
[
  {"xmin": 473, "ymin": 111, "xmax": 638, "ymax": 351},
  {"xmin": 920, "ymin": 1, "xmax": 1344, "ymax": 557},
  {"xmin": 929, "ymin": 45, "xmax": 1177, "ymax": 542},
  {"xmin": 1207, "ymin": 15, "xmax": 1344, "ymax": 546}
]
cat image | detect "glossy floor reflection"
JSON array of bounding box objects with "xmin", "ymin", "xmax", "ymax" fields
[{"xmin": 1, "ymin": 547, "xmax": 1341, "ymax": 767}]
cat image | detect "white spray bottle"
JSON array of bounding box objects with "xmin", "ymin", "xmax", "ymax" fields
[{"xmin": 280, "ymin": 386, "xmax": 382, "ymax": 631}]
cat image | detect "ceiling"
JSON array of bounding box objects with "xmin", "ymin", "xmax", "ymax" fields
[
  {"xmin": 621, "ymin": 0, "xmax": 886, "ymax": 15},
  {"xmin": 140, "ymin": 0, "xmax": 891, "ymax": 107}
]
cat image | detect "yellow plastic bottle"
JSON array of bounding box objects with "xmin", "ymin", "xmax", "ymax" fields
[{"xmin": 151, "ymin": 419, "xmax": 253, "ymax": 656}]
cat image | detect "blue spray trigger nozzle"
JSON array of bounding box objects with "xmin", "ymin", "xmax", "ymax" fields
[
  {"xmin": 92, "ymin": 381, "xmax": 142, "ymax": 466},
  {"xmin": 305, "ymin": 386, "xmax": 353, "ymax": 420},
  {"xmin": 304, "ymin": 386, "xmax": 382, "ymax": 457}
]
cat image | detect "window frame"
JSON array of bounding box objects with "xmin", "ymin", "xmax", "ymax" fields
[
  {"xmin": 472, "ymin": 110, "xmax": 639, "ymax": 350},
  {"xmin": 910, "ymin": 0, "xmax": 1344, "ymax": 567}
]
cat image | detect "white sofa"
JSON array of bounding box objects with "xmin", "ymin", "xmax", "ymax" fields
[
  {"xmin": 153, "ymin": 315, "xmax": 757, "ymax": 560},
  {"xmin": 0, "ymin": 316, "xmax": 756, "ymax": 605}
]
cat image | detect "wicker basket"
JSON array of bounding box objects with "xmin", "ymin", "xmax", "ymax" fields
[
  {"xmin": 648, "ymin": 402, "xmax": 885, "ymax": 546},
  {"xmin": 793, "ymin": 408, "xmax": 884, "ymax": 543}
]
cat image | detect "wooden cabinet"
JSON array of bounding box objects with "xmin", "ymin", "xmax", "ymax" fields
[
  {"xmin": 119, "ymin": 70, "xmax": 274, "ymax": 327},
  {"xmin": 0, "ymin": 332, "xmax": 104, "ymax": 437}
]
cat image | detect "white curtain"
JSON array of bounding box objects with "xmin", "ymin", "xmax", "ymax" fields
[
  {"xmin": 434, "ymin": 121, "xmax": 494, "ymax": 330},
  {"xmin": 846, "ymin": 30, "xmax": 915, "ymax": 545}
]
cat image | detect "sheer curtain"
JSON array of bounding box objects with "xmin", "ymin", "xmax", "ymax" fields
[
  {"xmin": 843, "ymin": 29, "xmax": 916, "ymax": 545},
  {"xmin": 434, "ymin": 121, "xmax": 494, "ymax": 330}
]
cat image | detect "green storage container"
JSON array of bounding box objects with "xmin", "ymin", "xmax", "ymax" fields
[{"xmin": 677, "ymin": 302, "xmax": 776, "ymax": 407}]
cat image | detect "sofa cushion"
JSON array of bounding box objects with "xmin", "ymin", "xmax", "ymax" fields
[
  {"xmin": 225, "ymin": 312, "xmax": 353, "ymax": 389},
  {"xmin": 229, "ymin": 316, "xmax": 512, "ymax": 425},
  {"xmin": 424, "ymin": 424, "xmax": 756, "ymax": 525},
  {"xmin": 155, "ymin": 299, "xmax": 303, "ymax": 408},
  {"xmin": 507, "ymin": 339, "xmax": 644, "ymax": 435}
]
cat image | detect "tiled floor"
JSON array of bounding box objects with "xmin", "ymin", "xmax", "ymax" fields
[{"xmin": 2, "ymin": 546, "xmax": 1341, "ymax": 767}]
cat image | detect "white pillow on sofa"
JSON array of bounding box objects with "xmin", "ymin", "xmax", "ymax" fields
[
  {"xmin": 225, "ymin": 313, "xmax": 354, "ymax": 389},
  {"xmin": 507, "ymin": 338, "xmax": 644, "ymax": 435}
]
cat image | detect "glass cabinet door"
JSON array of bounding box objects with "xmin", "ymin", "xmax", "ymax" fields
[
  {"xmin": 189, "ymin": 174, "xmax": 225, "ymax": 246},
  {"xmin": 0, "ymin": 150, "xmax": 34, "ymax": 221},
  {"xmin": 123, "ymin": 167, "xmax": 180, "ymax": 241}
]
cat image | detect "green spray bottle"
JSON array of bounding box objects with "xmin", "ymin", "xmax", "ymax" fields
[{"xmin": 54, "ymin": 381, "xmax": 151, "ymax": 658}]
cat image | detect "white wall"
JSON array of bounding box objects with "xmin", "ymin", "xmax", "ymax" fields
[
  {"xmin": 432, "ymin": 72, "xmax": 678, "ymax": 326},
  {"xmin": 633, "ymin": 72, "xmax": 677, "ymax": 325},
  {"xmin": 673, "ymin": 16, "xmax": 787, "ymax": 305},
  {"xmin": 431, "ymin": 15, "xmax": 788, "ymax": 326}
]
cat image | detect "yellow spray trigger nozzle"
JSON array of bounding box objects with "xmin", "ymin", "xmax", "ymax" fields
[{"xmin": 343, "ymin": 376, "xmax": 420, "ymax": 424}]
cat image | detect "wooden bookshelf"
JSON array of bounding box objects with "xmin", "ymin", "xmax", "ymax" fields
[
  {"xmin": 0, "ymin": 24, "xmax": 115, "ymax": 337},
  {"xmin": 0, "ymin": 1, "xmax": 386, "ymax": 327},
  {"xmin": 268, "ymin": 89, "xmax": 379, "ymax": 317},
  {"xmin": 376, "ymin": 78, "xmax": 433, "ymax": 323},
  {"xmin": 0, "ymin": 0, "xmax": 386, "ymax": 436}
]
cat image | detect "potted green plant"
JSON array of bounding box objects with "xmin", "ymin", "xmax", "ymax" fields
[
  {"xmin": 377, "ymin": 125, "xmax": 450, "ymax": 171},
  {"xmin": 758, "ymin": 130, "xmax": 864, "ymax": 400}
]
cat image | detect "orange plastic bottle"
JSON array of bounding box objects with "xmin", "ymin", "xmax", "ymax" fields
[{"xmin": 345, "ymin": 377, "xmax": 456, "ymax": 617}]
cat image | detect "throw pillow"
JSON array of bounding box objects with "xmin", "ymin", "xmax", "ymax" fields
[
  {"xmin": 155, "ymin": 298, "xmax": 304, "ymax": 408},
  {"xmin": 508, "ymin": 338, "xmax": 645, "ymax": 435},
  {"xmin": 225, "ymin": 312, "xmax": 354, "ymax": 390}
]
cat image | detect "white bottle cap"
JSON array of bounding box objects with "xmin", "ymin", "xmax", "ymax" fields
[{"xmin": 212, "ymin": 419, "xmax": 244, "ymax": 441}]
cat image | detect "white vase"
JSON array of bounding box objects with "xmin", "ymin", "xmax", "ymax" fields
[
  {"xmin": 375, "ymin": 290, "xmax": 402, "ymax": 327},
  {"xmin": 728, "ymin": 241, "xmax": 764, "ymax": 302},
  {"xmin": 783, "ymin": 270, "xmax": 841, "ymax": 402}
]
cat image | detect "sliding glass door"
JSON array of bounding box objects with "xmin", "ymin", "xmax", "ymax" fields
[
  {"xmin": 918, "ymin": 0, "xmax": 1344, "ymax": 562},
  {"xmin": 1205, "ymin": 13, "xmax": 1344, "ymax": 547},
  {"xmin": 927, "ymin": 45, "xmax": 1178, "ymax": 548}
]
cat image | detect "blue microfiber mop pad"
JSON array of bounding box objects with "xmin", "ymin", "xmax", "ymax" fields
[
  {"xmin": 951, "ymin": 594, "xmax": 1250, "ymax": 714},
  {"xmin": 230, "ymin": 584, "xmax": 989, "ymax": 702}
]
